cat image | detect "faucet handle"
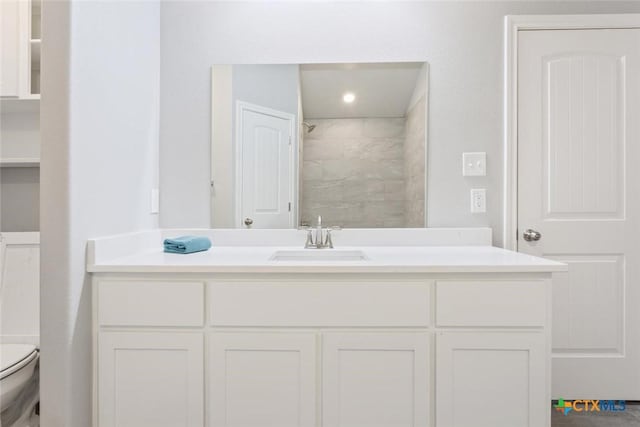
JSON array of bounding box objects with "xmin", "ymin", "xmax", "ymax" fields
[
  {"xmin": 304, "ymin": 229, "xmax": 315, "ymax": 248},
  {"xmin": 325, "ymin": 229, "xmax": 334, "ymax": 249}
]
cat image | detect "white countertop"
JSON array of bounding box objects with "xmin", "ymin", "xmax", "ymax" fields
[{"xmin": 87, "ymin": 245, "xmax": 566, "ymax": 274}]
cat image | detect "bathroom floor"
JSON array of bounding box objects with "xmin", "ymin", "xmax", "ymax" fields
[{"xmin": 551, "ymin": 403, "xmax": 640, "ymax": 426}]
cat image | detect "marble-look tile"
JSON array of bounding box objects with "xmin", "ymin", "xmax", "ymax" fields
[
  {"xmin": 320, "ymin": 159, "xmax": 360, "ymax": 181},
  {"xmin": 353, "ymin": 159, "xmax": 404, "ymax": 181},
  {"xmin": 303, "ymin": 138, "xmax": 344, "ymax": 161},
  {"xmin": 344, "ymin": 138, "xmax": 404, "ymax": 161},
  {"xmin": 405, "ymin": 172, "xmax": 425, "ymax": 202},
  {"xmin": 384, "ymin": 180, "xmax": 406, "ymax": 201},
  {"xmin": 302, "ymin": 160, "xmax": 323, "ymax": 180},
  {"xmin": 301, "ymin": 116, "xmax": 418, "ymax": 228},
  {"xmin": 302, "ymin": 180, "xmax": 344, "ymax": 202},
  {"xmin": 343, "ymin": 180, "xmax": 385, "ymax": 202},
  {"xmin": 363, "ymin": 118, "xmax": 406, "ymax": 138},
  {"xmin": 405, "ymin": 199, "xmax": 425, "ymax": 227},
  {"xmin": 404, "ymin": 95, "xmax": 427, "ymax": 228},
  {"xmin": 383, "ymin": 216, "xmax": 406, "ymax": 228},
  {"xmin": 305, "ymin": 118, "xmax": 364, "ymax": 139},
  {"xmin": 301, "ymin": 200, "xmax": 363, "ymax": 227}
]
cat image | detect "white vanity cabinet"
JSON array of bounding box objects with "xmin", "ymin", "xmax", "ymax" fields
[
  {"xmin": 435, "ymin": 332, "xmax": 546, "ymax": 427},
  {"xmin": 94, "ymin": 279, "xmax": 206, "ymax": 427},
  {"xmin": 322, "ymin": 332, "xmax": 430, "ymax": 427},
  {"xmin": 98, "ymin": 332, "xmax": 204, "ymax": 427},
  {"xmin": 92, "ymin": 273, "xmax": 552, "ymax": 427},
  {"xmin": 209, "ymin": 332, "xmax": 317, "ymax": 427}
]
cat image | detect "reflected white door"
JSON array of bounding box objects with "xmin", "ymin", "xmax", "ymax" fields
[
  {"xmin": 237, "ymin": 103, "xmax": 293, "ymax": 228},
  {"xmin": 518, "ymin": 28, "xmax": 640, "ymax": 398}
]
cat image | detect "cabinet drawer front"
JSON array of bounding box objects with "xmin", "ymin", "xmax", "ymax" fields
[
  {"xmin": 436, "ymin": 281, "xmax": 546, "ymax": 327},
  {"xmin": 210, "ymin": 281, "xmax": 430, "ymax": 327},
  {"xmin": 98, "ymin": 280, "xmax": 204, "ymax": 327}
]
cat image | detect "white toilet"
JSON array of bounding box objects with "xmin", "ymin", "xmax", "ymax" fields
[
  {"xmin": 0, "ymin": 233, "xmax": 40, "ymax": 426},
  {"xmin": 1, "ymin": 344, "xmax": 39, "ymax": 411}
]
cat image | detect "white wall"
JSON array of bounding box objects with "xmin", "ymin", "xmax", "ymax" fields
[
  {"xmin": 160, "ymin": 1, "xmax": 640, "ymax": 245},
  {"xmin": 232, "ymin": 64, "xmax": 299, "ymax": 121},
  {"xmin": 40, "ymin": 1, "xmax": 160, "ymax": 426}
]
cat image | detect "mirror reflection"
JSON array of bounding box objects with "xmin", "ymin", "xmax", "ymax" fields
[{"xmin": 211, "ymin": 62, "xmax": 428, "ymax": 229}]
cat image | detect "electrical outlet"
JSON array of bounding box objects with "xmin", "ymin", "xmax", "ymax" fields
[
  {"xmin": 463, "ymin": 152, "xmax": 487, "ymax": 176},
  {"xmin": 470, "ymin": 188, "xmax": 486, "ymax": 213}
]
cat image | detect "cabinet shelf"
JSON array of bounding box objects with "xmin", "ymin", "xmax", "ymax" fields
[
  {"xmin": 0, "ymin": 158, "xmax": 40, "ymax": 167},
  {"xmin": 0, "ymin": 98, "xmax": 39, "ymax": 113}
]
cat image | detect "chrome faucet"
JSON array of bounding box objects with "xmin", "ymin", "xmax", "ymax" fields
[
  {"xmin": 304, "ymin": 216, "xmax": 338, "ymax": 249},
  {"xmin": 315, "ymin": 215, "xmax": 323, "ymax": 248}
]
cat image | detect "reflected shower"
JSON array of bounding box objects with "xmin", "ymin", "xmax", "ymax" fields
[{"xmin": 302, "ymin": 122, "xmax": 316, "ymax": 133}]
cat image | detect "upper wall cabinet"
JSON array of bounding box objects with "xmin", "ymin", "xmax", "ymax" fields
[{"xmin": 0, "ymin": 0, "xmax": 40, "ymax": 100}]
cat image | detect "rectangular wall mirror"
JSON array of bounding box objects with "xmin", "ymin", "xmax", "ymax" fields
[{"xmin": 211, "ymin": 62, "xmax": 428, "ymax": 229}]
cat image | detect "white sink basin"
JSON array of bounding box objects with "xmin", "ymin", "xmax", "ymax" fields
[{"xmin": 270, "ymin": 249, "xmax": 369, "ymax": 262}]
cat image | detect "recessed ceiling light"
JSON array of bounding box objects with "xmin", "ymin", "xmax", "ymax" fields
[{"xmin": 343, "ymin": 92, "xmax": 356, "ymax": 103}]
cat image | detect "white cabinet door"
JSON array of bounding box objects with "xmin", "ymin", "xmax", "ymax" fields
[
  {"xmin": 209, "ymin": 332, "xmax": 316, "ymax": 427},
  {"xmin": 323, "ymin": 333, "xmax": 430, "ymax": 427},
  {"xmin": 0, "ymin": 0, "xmax": 20, "ymax": 97},
  {"xmin": 436, "ymin": 332, "xmax": 547, "ymax": 427},
  {"xmin": 98, "ymin": 332, "xmax": 204, "ymax": 427}
]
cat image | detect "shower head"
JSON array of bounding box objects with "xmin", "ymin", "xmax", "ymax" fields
[{"xmin": 302, "ymin": 122, "xmax": 316, "ymax": 133}]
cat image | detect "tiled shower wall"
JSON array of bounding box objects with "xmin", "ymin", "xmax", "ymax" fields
[
  {"xmin": 404, "ymin": 95, "xmax": 427, "ymax": 227},
  {"xmin": 301, "ymin": 117, "xmax": 406, "ymax": 228}
]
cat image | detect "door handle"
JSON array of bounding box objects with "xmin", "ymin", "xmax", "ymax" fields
[
  {"xmin": 523, "ymin": 229, "xmax": 541, "ymax": 242},
  {"xmin": 244, "ymin": 218, "xmax": 253, "ymax": 227}
]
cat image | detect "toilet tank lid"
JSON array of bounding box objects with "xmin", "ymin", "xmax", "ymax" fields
[{"xmin": 1, "ymin": 344, "xmax": 37, "ymax": 374}]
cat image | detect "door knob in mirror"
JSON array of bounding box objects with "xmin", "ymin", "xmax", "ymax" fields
[
  {"xmin": 523, "ymin": 229, "xmax": 541, "ymax": 242},
  {"xmin": 244, "ymin": 218, "xmax": 253, "ymax": 227}
]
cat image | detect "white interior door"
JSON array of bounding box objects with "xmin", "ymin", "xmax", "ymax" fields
[
  {"xmin": 237, "ymin": 103, "xmax": 293, "ymax": 228},
  {"xmin": 518, "ymin": 28, "xmax": 640, "ymax": 399}
]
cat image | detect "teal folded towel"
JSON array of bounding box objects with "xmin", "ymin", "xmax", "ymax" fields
[{"xmin": 163, "ymin": 235, "xmax": 212, "ymax": 254}]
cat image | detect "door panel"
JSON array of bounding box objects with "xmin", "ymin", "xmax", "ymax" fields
[
  {"xmin": 239, "ymin": 105, "xmax": 293, "ymax": 228},
  {"xmin": 209, "ymin": 333, "xmax": 316, "ymax": 427},
  {"xmin": 544, "ymin": 54, "xmax": 624, "ymax": 219},
  {"xmin": 436, "ymin": 332, "xmax": 547, "ymax": 427},
  {"xmin": 518, "ymin": 28, "xmax": 640, "ymax": 398},
  {"xmin": 98, "ymin": 332, "xmax": 204, "ymax": 427},
  {"xmin": 322, "ymin": 333, "xmax": 430, "ymax": 427}
]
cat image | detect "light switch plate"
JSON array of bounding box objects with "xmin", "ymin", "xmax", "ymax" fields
[
  {"xmin": 151, "ymin": 188, "xmax": 160, "ymax": 214},
  {"xmin": 462, "ymin": 152, "xmax": 486, "ymax": 176},
  {"xmin": 470, "ymin": 188, "xmax": 486, "ymax": 213}
]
